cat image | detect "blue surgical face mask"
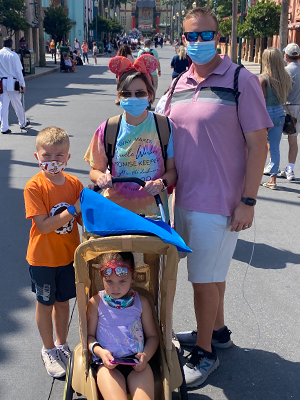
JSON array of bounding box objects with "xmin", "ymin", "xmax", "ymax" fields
[
  {"xmin": 120, "ymin": 97, "xmax": 149, "ymax": 117},
  {"xmin": 187, "ymin": 41, "xmax": 216, "ymax": 65}
]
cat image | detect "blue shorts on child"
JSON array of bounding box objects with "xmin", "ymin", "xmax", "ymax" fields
[{"xmin": 29, "ymin": 262, "xmax": 76, "ymax": 306}]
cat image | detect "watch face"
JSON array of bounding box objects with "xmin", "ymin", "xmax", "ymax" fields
[{"xmin": 244, "ymin": 197, "xmax": 256, "ymax": 206}]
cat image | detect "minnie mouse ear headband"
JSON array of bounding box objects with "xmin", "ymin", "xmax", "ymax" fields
[{"xmin": 108, "ymin": 54, "xmax": 158, "ymax": 81}]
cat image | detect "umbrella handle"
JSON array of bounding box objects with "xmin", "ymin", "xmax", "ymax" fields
[{"xmin": 93, "ymin": 177, "xmax": 165, "ymax": 221}]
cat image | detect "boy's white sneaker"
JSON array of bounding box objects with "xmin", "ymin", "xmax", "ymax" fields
[
  {"xmin": 41, "ymin": 347, "xmax": 66, "ymax": 378},
  {"xmin": 55, "ymin": 341, "xmax": 72, "ymax": 368}
]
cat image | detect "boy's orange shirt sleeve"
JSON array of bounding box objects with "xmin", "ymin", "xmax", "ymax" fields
[{"xmin": 24, "ymin": 181, "xmax": 48, "ymax": 219}]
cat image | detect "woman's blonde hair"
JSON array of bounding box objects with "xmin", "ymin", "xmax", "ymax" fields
[
  {"xmin": 178, "ymin": 46, "xmax": 186, "ymax": 60},
  {"xmin": 262, "ymin": 47, "xmax": 292, "ymax": 104}
]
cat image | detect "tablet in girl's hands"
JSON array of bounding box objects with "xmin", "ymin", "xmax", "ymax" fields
[{"xmin": 110, "ymin": 357, "xmax": 139, "ymax": 365}]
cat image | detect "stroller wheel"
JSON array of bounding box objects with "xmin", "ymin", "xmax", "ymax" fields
[
  {"xmin": 63, "ymin": 352, "xmax": 75, "ymax": 400},
  {"xmin": 176, "ymin": 347, "xmax": 189, "ymax": 400}
]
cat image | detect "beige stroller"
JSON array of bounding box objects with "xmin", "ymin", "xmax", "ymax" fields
[{"xmin": 63, "ymin": 178, "xmax": 189, "ymax": 400}]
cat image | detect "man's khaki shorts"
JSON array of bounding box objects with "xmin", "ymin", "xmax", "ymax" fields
[
  {"xmin": 175, "ymin": 206, "xmax": 239, "ymax": 283},
  {"xmin": 151, "ymin": 74, "xmax": 158, "ymax": 91},
  {"xmin": 286, "ymin": 104, "xmax": 300, "ymax": 136}
]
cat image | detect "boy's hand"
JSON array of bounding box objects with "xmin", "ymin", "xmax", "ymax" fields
[
  {"xmin": 133, "ymin": 352, "xmax": 147, "ymax": 372},
  {"xmin": 100, "ymin": 349, "xmax": 116, "ymax": 369},
  {"xmin": 74, "ymin": 198, "xmax": 81, "ymax": 215}
]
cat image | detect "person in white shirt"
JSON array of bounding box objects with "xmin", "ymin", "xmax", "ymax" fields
[{"xmin": 0, "ymin": 37, "xmax": 29, "ymax": 134}]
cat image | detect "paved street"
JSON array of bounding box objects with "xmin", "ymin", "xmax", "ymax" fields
[{"xmin": 0, "ymin": 44, "xmax": 299, "ymax": 400}]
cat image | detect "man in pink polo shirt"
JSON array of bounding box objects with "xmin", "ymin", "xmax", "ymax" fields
[{"xmin": 164, "ymin": 7, "xmax": 273, "ymax": 387}]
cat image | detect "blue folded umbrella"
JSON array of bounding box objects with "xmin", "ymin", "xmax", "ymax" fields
[{"xmin": 80, "ymin": 188, "xmax": 192, "ymax": 253}]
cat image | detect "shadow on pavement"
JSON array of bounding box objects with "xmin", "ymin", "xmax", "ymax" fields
[
  {"xmin": 233, "ymin": 239, "xmax": 300, "ymax": 269},
  {"xmin": 173, "ymin": 346, "xmax": 300, "ymax": 400},
  {"xmin": 0, "ymin": 150, "xmax": 32, "ymax": 363}
]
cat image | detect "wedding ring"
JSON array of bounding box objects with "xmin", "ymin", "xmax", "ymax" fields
[{"xmin": 244, "ymin": 225, "xmax": 249, "ymax": 228}]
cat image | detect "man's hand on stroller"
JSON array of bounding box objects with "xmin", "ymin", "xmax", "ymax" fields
[
  {"xmin": 140, "ymin": 180, "xmax": 163, "ymax": 196},
  {"xmin": 133, "ymin": 352, "xmax": 147, "ymax": 371}
]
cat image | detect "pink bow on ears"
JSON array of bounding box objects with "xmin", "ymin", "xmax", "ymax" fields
[{"xmin": 108, "ymin": 54, "xmax": 158, "ymax": 81}]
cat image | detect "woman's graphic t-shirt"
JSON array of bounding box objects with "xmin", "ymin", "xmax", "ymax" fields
[
  {"xmin": 84, "ymin": 112, "xmax": 174, "ymax": 220},
  {"xmin": 94, "ymin": 290, "xmax": 144, "ymax": 359}
]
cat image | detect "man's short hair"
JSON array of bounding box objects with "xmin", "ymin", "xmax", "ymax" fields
[
  {"xmin": 144, "ymin": 38, "xmax": 152, "ymax": 47},
  {"xmin": 3, "ymin": 37, "xmax": 13, "ymax": 48},
  {"xmin": 183, "ymin": 7, "xmax": 219, "ymax": 32},
  {"xmin": 36, "ymin": 127, "xmax": 70, "ymax": 150}
]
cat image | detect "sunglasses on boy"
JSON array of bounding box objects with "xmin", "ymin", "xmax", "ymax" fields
[
  {"xmin": 100, "ymin": 260, "xmax": 133, "ymax": 278},
  {"xmin": 184, "ymin": 31, "xmax": 216, "ymax": 42},
  {"xmin": 119, "ymin": 90, "xmax": 148, "ymax": 99}
]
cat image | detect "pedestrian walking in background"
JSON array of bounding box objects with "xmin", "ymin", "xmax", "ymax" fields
[
  {"xmin": 260, "ymin": 48, "xmax": 292, "ymax": 190},
  {"xmin": 73, "ymin": 38, "xmax": 81, "ymax": 54},
  {"xmin": 117, "ymin": 44, "xmax": 135, "ymax": 63},
  {"xmin": 93, "ymin": 42, "xmax": 98, "ymax": 65},
  {"xmin": 138, "ymin": 39, "xmax": 161, "ymax": 101},
  {"xmin": 50, "ymin": 39, "xmax": 55, "ymax": 59},
  {"xmin": 81, "ymin": 40, "xmax": 89, "ymax": 64},
  {"xmin": 45, "ymin": 39, "xmax": 50, "ymax": 53},
  {"xmin": 164, "ymin": 7, "xmax": 272, "ymax": 387},
  {"xmin": 0, "ymin": 36, "xmax": 30, "ymax": 134},
  {"xmin": 279, "ymin": 43, "xmax": 300, "ymax": 181},
  {"xmin": 171, "ymin": 45, "xmax": 189, "ymax": 79}
]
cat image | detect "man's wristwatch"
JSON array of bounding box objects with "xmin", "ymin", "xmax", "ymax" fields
[
  {"xmin": 67, "ymin": 205, "xmax": 78, "ymax": 217},
  {"xmin": 241, "ymin": 197, "xmax": 256, "ymax": 206}
]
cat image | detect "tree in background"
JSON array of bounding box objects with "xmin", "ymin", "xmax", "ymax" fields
[
  {"xmin": 43, "ymin": 4, "xmax": 72, "ymax": 63},
  {"xmin": 90, "ymin": 15, "xmax": 123, "ymax": 38},
  {"xmin": 0, "ymin": 0, "xmax": 30, "ymax": 37},
  {"xmin": 238, "ymin": 0, "xmax": 281, "ymax": 48},
  {"xmin": 219, "ymin": 17, "xmax": 235, "ymax": 53}
]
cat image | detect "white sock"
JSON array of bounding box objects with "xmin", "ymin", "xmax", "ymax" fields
[
  {"xmin": 54, "ymin": 340, "xmax": 66, "ymax": 349},
  {"xmin": 287, "ymin": 163, "xmax": 295, "ymax": 172},
  {"xmin": 43, "ymin": 346, "xmax": 56, "ymax": 353}
]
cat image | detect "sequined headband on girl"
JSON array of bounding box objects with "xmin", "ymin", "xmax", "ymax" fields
[
  {"xmin": 108, "ymin": 54, "xmax": 158, "ymax": 81},
  {"xmin": 100, "ymin": 259, "xmax": 133, "ymax": 277}
]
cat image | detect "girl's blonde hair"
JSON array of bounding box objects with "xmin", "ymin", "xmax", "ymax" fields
[
  {"xmin": 262, "ymin": 47, "xmax": 292, "ymax": 104},
  {"xmin": 178, "ymin": 46, "xmax": 187, "ymax": 60}
]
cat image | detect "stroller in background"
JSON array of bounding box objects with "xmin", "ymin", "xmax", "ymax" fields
[{"xmin": 63, "ymin": 178, "xmax": 190, "ymax": 400}]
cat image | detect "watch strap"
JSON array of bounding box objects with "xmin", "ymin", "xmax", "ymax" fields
[{"xmin": 67, "ymin": 205, "xmax": 78, "ymax": 217}]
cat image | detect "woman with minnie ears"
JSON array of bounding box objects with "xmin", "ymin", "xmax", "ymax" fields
[
  {"xmin": 84, "ymin": 54, "xmax": 177, "ymax": 221},
  {"xmin": 87, "ymin": 252, "xmax": 159, "ymax": 400}
]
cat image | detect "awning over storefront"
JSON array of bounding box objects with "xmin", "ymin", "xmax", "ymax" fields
[
  {"xmin": 136, "ymin": 1, "xmax": 156, "ymax": 7},
  {"xmin": 288, "ymin": 23, "xmax": 300, "ymax": 30}
]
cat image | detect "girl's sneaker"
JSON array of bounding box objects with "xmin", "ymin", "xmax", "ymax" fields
[
  {"xmin": 55, "ymin": 341, "xmax": 72, "ymax": 368},
  {"xmin": 41, "ymin": 347, "xmax": 66, "ymax": 378}
]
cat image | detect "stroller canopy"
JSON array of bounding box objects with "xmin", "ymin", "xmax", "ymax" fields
[{"xmin": 80, "ymin": 188, "xmax": 192, "ymax": 253}]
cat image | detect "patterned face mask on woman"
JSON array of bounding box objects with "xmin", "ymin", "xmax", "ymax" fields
[
  {"xmin": 120, "ymin": 97, "xmax": 149, "ymax": 117},
  {"xmin": 187, "ymin": 41, "xmax": 216, "ymax": 65}
]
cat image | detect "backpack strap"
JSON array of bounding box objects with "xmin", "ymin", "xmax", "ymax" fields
[
  {"xmin": 103, "ymin": 114, "xmax": 122, "ymax": 172},
  {"xmin": 169, "ymin": 70, "xmax": 188, "ymax": 100},
  {"xmin": 233, "ymin": 64, "xmax": 245, "ymax": 138},
  {"xmin": 153, "ymin": 113, "xmax": 171, "ymax": 171}
]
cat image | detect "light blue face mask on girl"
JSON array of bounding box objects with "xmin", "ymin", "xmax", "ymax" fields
[
  {"xmin": 187, "ymin": 41, "xmax": 216, "ymax": 65},
  {"xmin": 120, "ymin": 97, "xmax": 149, "ymax": 117}
]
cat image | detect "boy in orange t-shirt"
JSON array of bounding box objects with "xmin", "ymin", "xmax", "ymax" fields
[{"xmin": 24, "ymin": 127, "xmax": 83, "ymax": 378}]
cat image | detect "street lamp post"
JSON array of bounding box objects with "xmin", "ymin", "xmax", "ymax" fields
[
  {"xmin": 181, "ymin": 9, "xmax": 185, "ymax": 37},
  {"xmin": 173, "ymin": 15, "xmax": 176, "ymax": 42},
  {"xmin": 176, "ymin": 12, "xmax": 179, "ymax": 41},
  {"xmin": 237, "ymin": 0, "xmax": 245, "ymax": 64},
  {"xmin": 94, "ymin": 1, "xmax": 99, "ymax": 41}
]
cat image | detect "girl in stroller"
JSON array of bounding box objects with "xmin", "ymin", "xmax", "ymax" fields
[{"xmin": 87, "ymin": 252, "xmax": 159, "ymax": 400}]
